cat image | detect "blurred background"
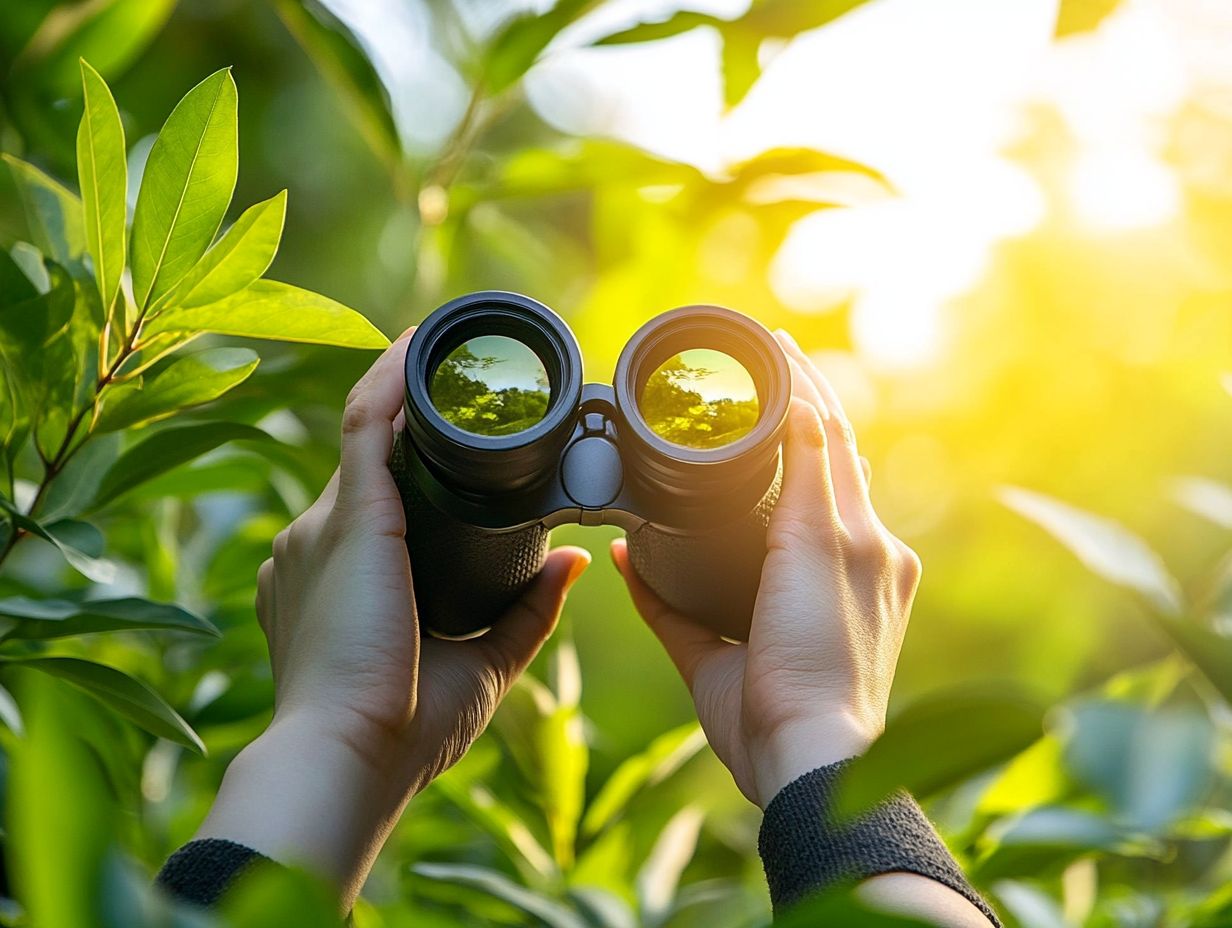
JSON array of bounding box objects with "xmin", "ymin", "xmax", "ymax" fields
[{"xmin": 1, "ymin": 0, "xmax": 1231, "ymax": 925}]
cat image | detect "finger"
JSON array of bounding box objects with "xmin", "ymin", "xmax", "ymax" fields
[
  {"xmin": 295, "ymin": 469, "xmax": 340, "ymax": 531},
  {"xmin": 337, "ymin": 327, "xmax": 415, "ymax": 509},
  {"xmin": 470, "ymin": 546, "xmax": 591, "ymax": 691},
  {"xmin": 776, "ymin": 330, "xmax": 878, "ymax": 534},
  {"xmin": 611, "ymin": 538, "xmax": 725, "ymax": 688},
  {"xmin": 860, "ymin": 455, "xmax": 871, "ymax": 485},
  {"xmin": 769, "ymin": 398, "xmax": 845, "ymax": 549}
]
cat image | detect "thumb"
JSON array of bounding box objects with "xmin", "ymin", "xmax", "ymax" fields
[
  {"xmin": 611, "ymin": 538, "xmax": 723, "ymax": 688},
  {"xmin": 474, "ymin": 546, "xmax": 590, "ymax": 690}
]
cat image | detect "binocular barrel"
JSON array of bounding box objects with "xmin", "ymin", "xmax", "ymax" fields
[{"xmin": 391, "ymin": 291, "xmax": 790, "ymax": 640}]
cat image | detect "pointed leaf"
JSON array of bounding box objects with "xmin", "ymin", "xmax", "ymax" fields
[
  {"xmin": 96, "ymin": 347, "xmax": 260, "ymax": 432},
  {"xmin": 0, "ymin": 496, "xmax": 115, "ymax": 582},
  {"xmin": 485, "ymin": 0, "xmax": 599, "ymax": 94},
  {"xmin": 998, "ymin": 486, "xmax": 1182, "ymax": 614},
  {"xmin": 130, "ymin": 68, "xmax": 238, "ymax": 309},
  {"xmin": 2, "ymin": 155, "xmax": 87, "ymax": 266},
  {"xmin": 1169, "ymin": 476, "xmax": 1232, "ymax": 529},
  {"xmin": 594, "ymin": 11, "xmax": 723, "ymax": 45},
  {"xmin": 93, "ymin": 421, "xmax": 271, "ymax": 508},
  {"xmin": 5, "ymin": 657, "xmax": 204, "ymax": 753},
  {"xmin": 76, "ymin": 59, "xmax": 127, "ymax": 317},
  {"xmin": 637, "ymin": 806, "xmax": 705, "ymax": 925},
  {"xmin": 0, "ymin": 595, "xmax": 219, "ymax": 640},
  {"xmin": 1056, "ymin": 0, "xmax": 1123, "ymax": 36},
  {"xmin": 834, "ymin": 687, "xmax": 1045, "ymax": 821},
  {"xmin": 583, "ymin": 722, "xmax": 706, "ymax": 836},
  {"xmin": 412, "ymin": 863, "xmax": 587, "ymax": 928},
  {"xmin": 161, "ymin": 190, "xmax": 286, "ymax": 309},
  {"xmin": 144, "ymin": 279, "xmax": 389, "ymax": 348}
]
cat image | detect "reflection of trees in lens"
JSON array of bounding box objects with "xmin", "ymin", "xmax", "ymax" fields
[
  {"xmin": 640, "ymin": 351, "xmax": 759, "ymax": 449},
  {"xmin": 430, "ymin": 339, "xmax": 550, "ymax": 436}
]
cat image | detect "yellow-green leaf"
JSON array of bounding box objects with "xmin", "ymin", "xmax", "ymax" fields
[
  {"xmin": 160, "ymin": 190, "xmax": 286, "ymax": 309},
  {"xmin": 96, "ymin": 347, "xmax": 260, "ymax": 432},
  {"xmin": 2, "ymin": 155, "xmax": 87, "ymax": 266},
  {"xmin": 144, "ymin": 279, "xmax": 389, "ymax": 348},
  {"xmin": 76, "ymin": 59, "xmax": 127, "ymax": 318},
  {"xmin": 130, "ymin": 68, "xmax": 238, "ymax": 309}
]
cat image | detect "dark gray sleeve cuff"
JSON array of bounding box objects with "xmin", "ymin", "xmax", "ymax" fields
[
  {"xmin": 156, "ymin": 838, "xmax": 270, "ymax": 906},
  {"xmin": 757, "ymin": 760, "xmax": 1000, "ymax": 926}
]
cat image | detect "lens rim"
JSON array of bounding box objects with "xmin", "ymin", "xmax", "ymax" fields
[
  {"xmin": 404, "ymin": 291, "xmax": 583, "ymax": 495},
  {"xmin": 614, "ymin": 305, "xmax": 790, "ymax": 470}
]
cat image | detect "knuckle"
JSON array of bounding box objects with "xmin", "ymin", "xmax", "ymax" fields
[
  {"xmin": 895, "ymin": 541, "xmax": 923, "ymax": 586},
  {"xmin": 341, "ymin": 396, "xmax": 375, "ymax": 435}
]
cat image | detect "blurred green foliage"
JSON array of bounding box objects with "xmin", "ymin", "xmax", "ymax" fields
[{"xmin": 1, "ymin": 0, "xmax": 1230, "ymax": 926}]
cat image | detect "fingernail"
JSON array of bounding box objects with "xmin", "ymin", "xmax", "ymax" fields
[{"xmin": 565, "ymin": 552, "xmax": 591, "ymax": 590}]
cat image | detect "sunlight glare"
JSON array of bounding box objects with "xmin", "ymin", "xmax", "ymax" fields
[{"xmin": 1068, "ymin": 147, "xmax": 1182, "ymax": 231}]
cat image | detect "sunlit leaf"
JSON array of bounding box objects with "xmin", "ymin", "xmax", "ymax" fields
[
  {"xmin": 159, "ymin": 190, "xmax": 286, "ymax": 309},
  {"xmin": 130, "ymin": 68, "xmax": 238, "ymax": 309},
  {"xmin": 583, "ymin": 722, "xmax": 706, "ymax": 836},
  {"xmin": 637, "ymin": 806, "xmax": 704, "ymax": 926},
  {"xmin": 412, "ymin": 863, "xmax": 587, "ymax": 928},
  {"xmin": 270, "ymin": 0, "xmax": 401, "ymax": 168},
  {"xmin": 5, "ymin": 656, "xmax": 204, "ymax": 753},
  {"xmin": 144, "ymin": 279, "xmax": 389, "ymax": 348},
  {"xmin": 2, "ymin": 155, "xmax": 86, "ymax": 267},
  {"xmin": 998, "ymin": 486, "xmax": 1182, "ymax": 614},
  {"xmin": 593, "ymin": 11, "xmax": 723, "ymax": 45},
  {"xmin": 834, "ymin": 687, "xmax": 1045, "ymax": 820},
  {"xmin": 991, "ymin": 881, "xmax": 1068, "ymax": 928},
  {"xmin": 0, "ymin": 595, "xmax": 218, "ymax": 640},
  {"xmin": 1169, "ymin": 476, "xmax": 1232, "ymax": 529},
  {"xmin": 719, "ymin": 25, "xmax": 761, "ymax": 109},
  {"xmin": 219, "ymin": 861, "xmax": 339, "ymax": 928},
  {"xmin": 1152, "ymin": 617, "xmax": 1232, "ymax": 705},
  {"xmin": 1061, "ymin": 701, "xmax": 1214, "ymax": 832},
  {"xmin": 977, "ymin": 736, "xmax": 1071, "ymax": 817},
  {"xmin": 76, "ymin": 59, "xmax": 127, "ymax": 319},
  {"xmin": 96, "ymin": 347, "xmax": 260, "ymax": 432},
  {"xmin": 484, "ymin": 0, "xmax": 598, "ymax": 94},
  {"xmin": 434, "ymin": 779, "xmax": 557, "ymax": 881},
  {"xmin": 0, "ymin": 496, "xmax": 115, "ymax": 583},
  {"xmin": 1055, "ymin": 0, "xmax": 1123, "ymax": 36}
]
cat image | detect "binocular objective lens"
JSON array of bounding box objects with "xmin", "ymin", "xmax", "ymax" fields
[
  {"xmin": 429, "ymin": 335, "xmax": 552, "ymax": 437},
  {"xmin": 639, "ymin": 348, "xmax": 760, "ymax": 449}
]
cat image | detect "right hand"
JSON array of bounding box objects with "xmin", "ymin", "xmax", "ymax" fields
[{"xmin": 612, "ymin": 330, "xmax": 922, "ymax": 808}]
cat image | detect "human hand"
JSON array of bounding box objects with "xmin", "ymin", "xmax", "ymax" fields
[
  {"xmin": 612, "ymin": 330, "xmax": 920, "ymax": 809},
  {"xmin": 197, "ymin": 329, "xmax": 589, "ymax": 905}
]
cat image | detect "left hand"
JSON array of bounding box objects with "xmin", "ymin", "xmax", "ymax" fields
[{"xmin": 195, "ymin": 328, "xmax": 589, "ymax": 908}]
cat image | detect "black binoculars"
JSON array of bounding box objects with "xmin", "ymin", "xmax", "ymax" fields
[{"xmin": 390, "ymin": 291, "xmax": 792, "ymax": 640}]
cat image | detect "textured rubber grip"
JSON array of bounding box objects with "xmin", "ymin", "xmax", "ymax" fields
[
  {"xmin": 390, "ymin": 433, "xmax": 549, "ymax": 637},
  {"xmin": 625, "ymin": 465, "xmax": 781, "ymax": 641}
]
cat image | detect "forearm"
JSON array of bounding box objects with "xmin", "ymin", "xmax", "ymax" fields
[{"xmin": 191, "ymin": 713, "xmax": 405, "ymax": 910}]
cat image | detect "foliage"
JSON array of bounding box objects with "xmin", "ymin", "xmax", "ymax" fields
[{"xmin": 0, "ymin": 0, "xmax": 1228, "ymax": 926}]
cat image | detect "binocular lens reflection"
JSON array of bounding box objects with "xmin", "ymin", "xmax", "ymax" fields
[
  {"xmin": 429, "ymin": 335, "xmax": 551, "ymax": 436},
  {"xmin": 639, "ymin": 348, "xmax": 760, "ymax": 449}
]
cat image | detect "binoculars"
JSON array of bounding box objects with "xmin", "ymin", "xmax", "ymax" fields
[{"xmin": 391, "ymin": 291, "xmax": 791, "ymax": 640}]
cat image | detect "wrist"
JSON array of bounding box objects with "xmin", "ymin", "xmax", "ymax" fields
[{"xmin": 750, "ymin": 712, "xmax": 880, "ymax": 809}]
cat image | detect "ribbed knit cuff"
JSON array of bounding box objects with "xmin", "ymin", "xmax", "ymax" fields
[
  {"xmin": 758, "ymin": 760, "xmax": 1000, "ymax": 926},
  {"xmin": 156, "ymin": 838, "xmax": 270, "ymax": 906}
]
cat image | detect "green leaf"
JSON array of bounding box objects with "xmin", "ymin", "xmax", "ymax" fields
[
  {"xmin": 93, "ymin": 421, "xmax": 272, "ymax": 509},
  {"xmin": 10, "ymin": 0, "xmax": 177, "ymax": 98},
  {"xmin": 130, "ymin": 68, "xmax": 238, "ymax": 309},
  {"xmin": 719, "ymin": 25, "xmax": 762, "ymax": 109},
  {"xmin": 0, "ymin": 248, "xmax": 41, "ymax": 305},
  {"xmin": 0, "ymin": 595, "xmax": 218, "ymax": 640},
  {"xmin": 96, "ymin": 347, "xmax": 260, "ymax": 432},
  {"xmin": 412, "ymin": 863, "xmax": 587, "ymax": 928},
  {"xmin": 973, "ymin": 806, "xmax": 1165, "ymax": 882},
  {"xmin": 593, "ymin": 11, "xmax": 723, "ymax": 45},
  {"xmin": 433, "ymin": 779, "xmax": 557, "ymax": 882},
  {"xmin": 76, "ymin": 59, "xmax": 127, "ymax": 318},
  {"xmin": 2, "ymin": 155, "xmax": 87, "ymax": 266},
  {"xmin": 1055, "ymin": 0, "xmax": 1122, "ymax": 36},
  {"xmin": 637, "ymin": 806, "xmax": 704, "ymax": 925},
  {"xmin": 4, "ymin": 656, "xmax": 204, "ymax": 753},
  {"xmin": 1155, "ymin": 617, "xmax": 1232, "ymax": 704},
  {"xmin": 583, "ymin": 722, "xmax": 706, "ymax": 836},
  {"xmin": 1061, "ymin": 701, "xmax": 1214, "ymax": 832},
  {"xmin": 143, "ymin": 279, "xmax": 389, "ymax": 348},
  {"xmin": 741, "ymin": 0, "xmax": 872, "ymax": 36},
  {"xmin": 834, "ymin": 687, "xmax": 1046, "ymax": 821},
  {"xmin": 0, "ymin": 496, "xmax": 115, "ymax": 583},
  {"xmin": 271, "ymin": 0, "xmax": 401, "ymax": 169},
  {"xmin": 484, "ymin": 0, "xmax": 600, "ymax": 94},
  {"xmin": 161, "ymin": 190, "xmax": 287, "ymax": 309},
  {"xmin": 998, "ymin": 486, "xmax": 1182, "ymax": 614}
]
